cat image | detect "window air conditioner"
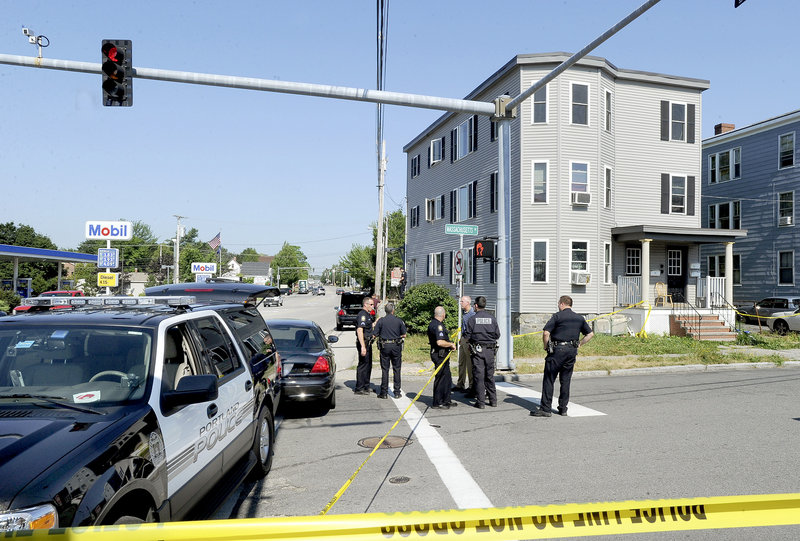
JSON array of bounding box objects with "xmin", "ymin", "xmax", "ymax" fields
[
  {"xmin": 571, "ymin": 192, "xmax": 591, "ymax": 205},
  {"xmin": 779, "ymin": 216, "xmax": 793, "ymax": 226},
  {"xmin": 570, "ymin": 270, "xmax": 591, "ymax": 285}
]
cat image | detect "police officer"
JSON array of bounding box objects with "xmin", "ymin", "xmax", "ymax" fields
[
  {"xmin": 353, "ymin": 296, "xmax": 375, "ymax": 395},
  {"xmin": 372, "ymin": 302, "xmax": 407, "ymax": 399},
  {"xmin": 530, "ymin": 295, "xmax": 594, "ymax": 417},
  {"xmin": 463, "ymin": 296, "xmax": 500, "ymax": 409},
  {"xmin": 427, "ymin": 306, "xmax": 458, "ymax": 409}
]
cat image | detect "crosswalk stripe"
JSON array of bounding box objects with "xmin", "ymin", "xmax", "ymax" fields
[{"xmin": 495, "ymin": 381, "xmax": 606, "ymax": 417}]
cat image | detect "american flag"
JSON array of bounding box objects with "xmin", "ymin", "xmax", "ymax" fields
[{"xmin": 207, "ymin": 232, "xmax": 221, "ymax": 252}]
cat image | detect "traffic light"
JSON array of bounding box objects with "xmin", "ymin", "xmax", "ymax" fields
[
  {"xmin": 474, "ymin": 239, "xmax": 495, "ymax": 261},
  {"xmin": 101, "ymin": 39, "xmax": 132, "ymax": 106}
]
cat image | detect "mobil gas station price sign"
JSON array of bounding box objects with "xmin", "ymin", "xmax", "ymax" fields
[{"xmin": 97, "ymin": 248, "xmax": 119, "ymax": 268}]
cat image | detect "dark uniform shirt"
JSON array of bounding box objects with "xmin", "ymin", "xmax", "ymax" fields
[
  {"xmin": 373, "ymin": 314, "xmax": 406, "ymax": 341},
  {"xmin": 543, "ymin": 307, "xmax": 592, "ymax": 342},
  {"xmin": 427, "ymin": 319, "xmax": 449, "ymax": 350},
  {"xmin": 463, "ymin": 309, "xmax": 500, "ymax": 344},
  {"xmin": 356, "ymin": 309, "xmax": 374, "ymax": 344}
]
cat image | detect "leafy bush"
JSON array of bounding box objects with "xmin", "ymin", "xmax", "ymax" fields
[
  {"xmin": 0, "ymin": 290, "xmax": 21, "ymax": 313},
  {"xmin": 396, "ymin": 282, "xmax": 459, "ymax": 334}
]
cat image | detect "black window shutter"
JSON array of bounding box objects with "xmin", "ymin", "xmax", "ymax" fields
[
  {"xmin": 450, "ymin": 191, "xmax": 457, "ymax": 222},
  {"xmin": 471, "ymin": 180, "xmax": 478, "ymax": 217},
  {"xmin": 472, "ymin": 115, "xmax": 478, "ymax": 151},
  {"xmin": 450, "ymin": 130, "xmax": 455, "ymax": 163},
  {"xmin": 660, "ymin": 101, "xmax": 669, "ymax": 141},
  {"xmin": 661, "ymin": 173, "xmax": 670, "ymax": 214},
  {"xmin": 687, "ymin": 176, "xmax": 696, "ymax": 215},
  {"xmin": 490, "ymin": 120, "xmax": 496, "ymax": 141},
  {"xmin": 441, "ymin": 136, "xmax": 446, "ymax": 161},
  {"xmin": 427, "ymin": 145, "xmax": 431, "ymax": 168},
  {"xmin": 441, "ymin": 252, "xmax": 446, "ymax": 278},
  {"xmin": 687, "ymin": 104, "xmax": 696, "ymax": 144},
  {"xmin": 427, "ymin": 254, "xmax": 430, "ymax": 276},
  {"xmin": 440, "ymin": 194, "xmax": 445, "ymax": 219},
  {"xmin": 490, "ymin": 173, "xmax": 497, "ymax": 212}
]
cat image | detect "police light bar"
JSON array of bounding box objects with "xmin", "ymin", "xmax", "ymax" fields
[{"xmin": 22, "ymin": 296, "xmax": 197, "ymax": 307}]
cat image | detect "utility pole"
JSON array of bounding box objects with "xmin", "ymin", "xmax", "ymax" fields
[
  {"xmin": 173, "ymin": 215, "xmax": 186, "ymax": 284},
  {"xmin": 375, "ymin": 139, "xmax": 386, "ymax": 296}
]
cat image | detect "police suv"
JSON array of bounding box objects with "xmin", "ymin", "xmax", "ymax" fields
[{"xmin": 0, "ymin": 292, "xmax": 281, "ymax": 531}]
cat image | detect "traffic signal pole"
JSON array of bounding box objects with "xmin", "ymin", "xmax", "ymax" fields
[{"xmin": 0, "ymin": 0, "xmax": 663, "ymax": 370}]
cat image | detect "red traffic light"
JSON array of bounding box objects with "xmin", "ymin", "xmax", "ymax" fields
[{"xmin": 101, "ymin": 39, "xmax": 132, "ymax": 107}]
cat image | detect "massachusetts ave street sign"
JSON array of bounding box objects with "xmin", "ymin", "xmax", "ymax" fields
[{"xmin": 444, "ymin": 224, "xmax": 479, "ymax": 236}]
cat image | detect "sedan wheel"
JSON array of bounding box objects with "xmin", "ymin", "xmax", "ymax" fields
[{"xmin": 774, "ymin": 320, "xmax": 790, "ymax": 336}]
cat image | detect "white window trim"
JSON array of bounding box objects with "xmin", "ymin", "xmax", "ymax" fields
[
  {"xmin": 530, "ymin": 84, "xmax": 548, "ymax": 125},
  {"xmin": 425, "ymin": 198, "xmax": 435, "ymax": 222},
  {"xmin": 779, "ymin": 131, "xmax": 795, "ymax": 169},
  {"xmin": 777, "ymin": 250, "xmax": 795, "ymax": 286},
  {"xmin": 430, "ymin": 139, "xmax": 443, "ymax": 165},
  {"xmin": 603, "ymin": 242, "xmax": 612, "ymax": 284},
  {"xmin": 778, "ymin": 191, "xmax": 795, "ymax": 227},
  {"xmin": 569, "ymin": 81, "xmax": 590, "ymax": 126},
  {"xmin": 570, "ymin": 239, "xmax": 590, "ymax": 272},
  {"xmin": 708, "ymin": 200, "xmax": 741, "ymax": 229},
  {"xmin": 626, "ymin": 247, "xmax": 641, "ymax": 276},
  {"xmin": 670, "ymin": 101, "xmax": 687, "ymax": 142},
  {"xmin": 604, "ymin": 89, "xmax": 612, "ymax": 132},
  {"xmin": 531, "ymin": 239, "xmax": 549, "ymax": 283},
  {"xmin": 428, "ymin": 252, "xmax": 442, "ymax": 277},
  {"xmin": 670, "ymin": 173, "xmax": 687, "ymax": 215},
  {"xmin": 708, "ymin": 148, "xmax": 741, "ymax": 184},
  {"xmin": 603, "ymin": 165, "xmax": 612, "ymax": 209},
  {"xmin": 569, "ymin": 160, "xmax": 590, "ymax": 195},
  {"xmin": 531, "ymin": 160, "xmax": 549, "ymax": 204}
]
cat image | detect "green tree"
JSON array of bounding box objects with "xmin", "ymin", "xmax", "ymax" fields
[
  {"xmin": 177, "ymin": 228, "xmax": 222, "ymax": 282},
  {"xmin": 0, "ymin": 222, "xmax": 60, "ymax": 295},
  {"xmin": 239, "ymin": 248, "xmax": 260, "ymax": 263},
  {"xmin": 339, "ymin": 244, "xmax": 374, "ymax": 292},
  {"xmin": 272, "ymin": 242, "xmax": 308, "ymax": 286},
  {"xmin": 396, "ymin": 282, "xmax": 459, "ymax": 334}
]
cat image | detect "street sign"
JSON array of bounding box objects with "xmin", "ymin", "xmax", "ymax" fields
[
  {"xmin": 97, "ymin": 248, "xmax": 119, "ymax": 268},
  {"xmin": 97, "ymin": 272, "xmax": 119, "ymax": 287},
  {"xmin": 445, "ymin": 224, "xmax": 479, "ymax": 236},
  {"xmin": 454, "ymin": 249, "xmax": 466, "ymax": 277}
]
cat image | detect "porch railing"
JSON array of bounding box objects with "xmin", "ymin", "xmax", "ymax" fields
[
  {"xmin": 617, "ymin": 275, "xmax": 640, "ymax": 306},
  {"xmin": 697, "ymin": 276, "xmax": 725, "ymax": 307}
]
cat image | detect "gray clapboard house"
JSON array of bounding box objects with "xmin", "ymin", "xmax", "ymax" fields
[
  {"xmin": 404, "ymin": 53, "xmax": 745, "ymax": 337},
  {"xmin": 701, "ymin": 110, "xmax": 800, "ymax": 305}
]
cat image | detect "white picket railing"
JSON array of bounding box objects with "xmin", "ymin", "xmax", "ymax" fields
[{"xmin": 617, "ymin": 275, "xmax": 641, "ymax": 306}]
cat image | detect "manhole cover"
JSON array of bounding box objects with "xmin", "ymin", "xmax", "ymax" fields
[
  {"xmin": 358, "ymin": 436, "xmax": 413, "ymax": 449},
  {"xmin": 389, "ymin": 476, "xmax": 410, "ymax": 484}
]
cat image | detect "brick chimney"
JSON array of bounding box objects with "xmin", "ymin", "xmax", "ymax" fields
[{"xmin": 714, "ymin": 123, "xmax": 735, "ymax": 135}]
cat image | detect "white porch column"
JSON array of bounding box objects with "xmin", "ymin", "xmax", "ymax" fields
[
  {"xmin": 725, "ymin": 241, "xmax": 734, "ymax": 305},
  {"xmin": 641, "ymin": 238, "xmax": 652, "ymax": 303}
]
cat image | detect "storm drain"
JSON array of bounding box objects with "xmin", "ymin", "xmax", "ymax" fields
[
  {"xmin": 357, "ymin": 436, "xmax": 413, "ymax": 449},
  {"xmin": 389, "ymin": 476, "xmax": 410, "ymax": 484}
]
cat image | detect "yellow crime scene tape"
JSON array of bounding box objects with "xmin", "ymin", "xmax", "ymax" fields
[{"xmin": 9, "ymin": 493, "xmax": 800, "ymax": 539}]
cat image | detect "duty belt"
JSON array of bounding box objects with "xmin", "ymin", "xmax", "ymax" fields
[
  {"xmin": 381, "ymin": 338, "xmax": 402, "ymax": 343},
  {"xmin": 552, "ymin": 340, "xmax": 579, "ymax": 347}
]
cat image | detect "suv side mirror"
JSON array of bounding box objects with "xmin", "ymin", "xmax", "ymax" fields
[{"xmin": 162, "ymin": 374, "xmax": 219, "ymax": 410}]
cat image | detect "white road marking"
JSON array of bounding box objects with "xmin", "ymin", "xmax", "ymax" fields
[
  {"xmin": 495, "ymin": 381, "xmax": 606, "ymax": 417},
  {"xmin": 392, "ymin": 395, "xmax": 493, "ymax": 509}
]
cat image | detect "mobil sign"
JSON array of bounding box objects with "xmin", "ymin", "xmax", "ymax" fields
[
  {"xmin": 191, "ymin": 262, "xmax": 217, "ymax": 273},
  {"xmin": 85, "ymin": 220, "xmax": 133, "ymax": 240}
]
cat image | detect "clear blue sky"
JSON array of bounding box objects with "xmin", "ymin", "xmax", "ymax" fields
[{"xmin": 0, "ymin": 0, "xmax": 793, "ymax": 271}]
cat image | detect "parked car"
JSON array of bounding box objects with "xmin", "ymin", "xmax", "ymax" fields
[
  {"xmin": 13, "ymin": 290, "xmax": 84, "ymax": 314},
  {"xmin": 279, "ymin": 287, "xmax": 292, "ymax": 296},
  {"xmin": 336, "ymin": 291, "xmax": 369, "ymax": 331},
  {"xmin": 737, "ymin": 297, "xmax": 800, "ymax": 324},
  {"xmin": 335, "ymin": 287, "xmax": 344, "ymax": 295},
  {"xmin": 0, "ymin": 290, "xmax": 281, "ymax": 531},
  {"xmin": 765, "ymin": 308, "xmax": 800, "ymax": 335},
  {"xmin": 263, "ymin": 294, "xmax": 283, "ymax": 307},
  {"xmin": 267, "ymin": 318, "xmax": 337, "ymax": 411}
]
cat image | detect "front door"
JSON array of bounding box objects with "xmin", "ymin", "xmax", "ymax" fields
[{"xmin": 666, "ymin": 247, "xmax": 688, "ymax": 302}]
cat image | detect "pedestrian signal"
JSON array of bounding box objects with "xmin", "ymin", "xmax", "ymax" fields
[
  {"xmin": 474, "ymin": 239, "xmax": 495, "ymax": 261},
  {"xmin": 101, "ymin": 39, "xmax": 132, "ymax": 106}
]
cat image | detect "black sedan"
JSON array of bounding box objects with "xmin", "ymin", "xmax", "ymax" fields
[{"xmin": 267, "ymin": 319, "xmax": 337, "ymax": 411}]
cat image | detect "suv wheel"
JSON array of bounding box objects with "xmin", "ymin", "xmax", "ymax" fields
[{"xmin": 249, "ymin": 405, "xmax": 274, "ymax": 479}]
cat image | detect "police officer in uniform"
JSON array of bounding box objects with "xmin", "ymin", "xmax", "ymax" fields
[
  {"xmin": 372, "ymin": 302, "xmax": 407, "ymax": 399},
  {"xmin": 353, "ymin": 296, "xmax": 375, "ymax": 395},
  {"xmin": 531, "ymin": 295, "xmax": 594, "ymax": 417},
  {"xmin": 427, "ymin": 306, "xmax": 457, "ymax": 409},
  {"xmin": 463, "ymin": 296, "xmax": 500, "ymax": 409}
]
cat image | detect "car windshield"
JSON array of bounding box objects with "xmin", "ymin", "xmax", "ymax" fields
[
  {"xmin": 269, "ymin": 324, "xmax": 324, "ymax": 351},
  {"xmin": 0, "ymin": 325, "xmax": 153, "ymax": 404}
]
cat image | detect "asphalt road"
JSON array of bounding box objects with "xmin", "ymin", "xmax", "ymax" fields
[{"xmin": 225, "ymin": 290, "xmax": 800, "ymax": 539}]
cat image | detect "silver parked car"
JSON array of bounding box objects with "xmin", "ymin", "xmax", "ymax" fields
[{"xmin": 738, "ymin": 296, "xmax": 800, "ymax": 324}]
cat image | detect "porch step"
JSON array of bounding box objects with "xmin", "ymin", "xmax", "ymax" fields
[{"xmin": 673, "ymin": 314, "xmax": 738, "ymax": 342}]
